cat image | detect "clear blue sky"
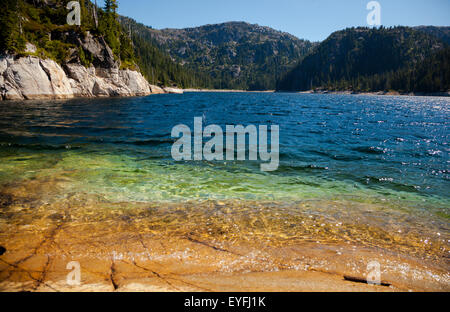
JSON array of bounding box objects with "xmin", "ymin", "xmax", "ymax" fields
[{"xmin": 117, "ymin": 0, "xmax": 450, "ymax": 41}]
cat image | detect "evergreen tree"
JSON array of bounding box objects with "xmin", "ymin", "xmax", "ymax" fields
[
  {"xmin": 0, "ymin": 0, "xmax": 26, "ymax": 54},
  {"xmin": 99, "ymin": 0, "xmax": 121, "ymax": 56},
  {"xmin": 99, "ymin": 0, "xmax": 135, "ymax": 67},
  {"xmin": 277, "ymin": 27, "xmax": 449, "ymax": 93}
]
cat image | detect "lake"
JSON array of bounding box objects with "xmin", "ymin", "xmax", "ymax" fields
[{"xmin": 0, "ymin": 93, "xmax": 449, "ymax": 289}]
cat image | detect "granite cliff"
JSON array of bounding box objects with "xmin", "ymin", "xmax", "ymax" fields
[
  {"xmin": 0, "ymin": 0, "xmax": 169, "ymax": 101},
  {"xmin": 0, "ymin": 55, "xmax": 156, "ymax": 100}
]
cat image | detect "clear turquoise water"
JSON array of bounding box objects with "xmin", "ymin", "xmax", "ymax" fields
[{"xmin": 0, "ymin": 93, "xmax": 448, "ymax": 217}]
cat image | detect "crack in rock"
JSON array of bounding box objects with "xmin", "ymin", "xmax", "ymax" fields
[
  {"xmin": 0, "ymin": 258, "xmax": 59, "ymax": 292},
  {"xmin": 109, "ymin": 260, "xmax": 119, "ymax": 291},
  {"xmin": 13, "ymin": 224, "xmax": 63, "ymax": 267},
  {"xmin": 127, "ymin": 235, "xmax": 180, "ymax": 291},
  {"xmin": 185, "ymin": 236, "xmax": 242, "ymax": 256},
  {"xmin": 125, "ymin": 259, "xmax": 180, "ymax": 291},
  {"xmin": 2, "ymin": 225, "xmax": 64, "ymax": 283},
  {"xmin": 32, "ymin": 255, "xmax": 51, "ymax": 291}
]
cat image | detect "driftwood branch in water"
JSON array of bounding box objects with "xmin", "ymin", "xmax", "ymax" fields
[{"xmin": 344, "ymin": 275, "xmax": 391, "ymax": 287}]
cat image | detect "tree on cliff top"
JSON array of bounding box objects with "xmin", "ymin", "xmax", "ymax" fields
[
  {"xmin": 0, "ymin": 0, "xmax": 26, "ymax": 54},
  {"xmin": 99, "ymin": 0, "xmax": 135, "ymax": 68}
]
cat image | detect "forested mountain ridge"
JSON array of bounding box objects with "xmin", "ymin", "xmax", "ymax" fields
[
  {"xmin": 120, "ymin": 19, "xmax": 317, "ymax": 90},
  {"xmin": 277, "ymin": 26, "xmax": 449, "ymax": 93},
  {"xmin": 414, "ymin": 26, "xmax": 450, "ymax": 45},
  {"xmin": 119, "ymin": 16, "xmax": 208, "ymax": 89},
  {"xmin": 1, "ymin": 2, "xmax": 448, "ymax": 94}
]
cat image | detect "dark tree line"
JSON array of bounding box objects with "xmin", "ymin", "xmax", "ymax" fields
[{"xmin": 277, "ymin": 27, "xmax": 449, "ymax": 94}]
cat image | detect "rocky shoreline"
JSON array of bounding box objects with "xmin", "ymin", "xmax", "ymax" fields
[
  {"xmin": 0, "ymin": 176, "xmax": 448, "ymax": 292},
  {"xmin": 1, "ymin": 204, "xmax": 448, "ymax": 292},
  {"xmin": 5, "ymin": 55, "xmax": 446, "ymax": 101},
  {"xmin": 294, "ymin": 90, "xmax": 450, "ymax": 97},
  {"xmin": 0, "ymin": 55, "xmax": 172, "ymax": 101}
]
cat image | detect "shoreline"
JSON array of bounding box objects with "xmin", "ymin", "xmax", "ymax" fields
[
  {"xmin": 0, "ymin": 178, "xmax": 448, "ymax": 292},
  {"xmin": 184, "ymin": 88, "xmax": 450, "ymax": 97},
  {"xmin": 2, "ymin": 86, "xmax": 448, "ymax": 102},
  {"xmin": 1, "ymin": 217, "xmax": 448, "ymax": 292},
  {"xmin": 294, "ymin": 90, "xmax": 450, "ymax": 97},
  {"xmin": 183, "ymin": 88, "xmax": 275, "ymax": 93}
]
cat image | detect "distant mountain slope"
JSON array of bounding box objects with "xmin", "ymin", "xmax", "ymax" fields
[
  {"xmin": 277, "ymin": 26, "xmax": 449, "ymax": 93},
  {"xmin": 121, "ymin": 20, "xmax": 317, "ymax": 90},
  {"xmin": 415, "ymin": 26, "xmax": 450, "ymax": 45},
  {"xmin": 120, "ymin": 16, "xmax": 205, "ymax": 88}
]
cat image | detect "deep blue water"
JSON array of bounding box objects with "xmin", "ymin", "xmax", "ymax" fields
[{"xmin": 0, "ymin": 93, "xmax": 448, "ymax": 208}]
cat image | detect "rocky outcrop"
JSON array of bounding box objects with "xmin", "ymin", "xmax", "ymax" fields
[
  {"xmin": 0, "ymin": 29, "xmax": 175, "ymax": 101},
  {"xmin": 163, "ymin": 87, "xmax": 184, "ymax": 94},
  {"xmin": 149, "ymin": 84, "xmax": 165, "ymax": 94},
  {"xmin": 0, "ymin": 56, "xmax": 73, "ymax": 100},
  {"xmin": 65, "ymin": 63, "xmax": 151, "ymax": 98},
  {"xmin": 77, "ymin": 32, "xmax": 117, "ymax": 69},
  {"xmin": 0, "ymin": 55, "xmax": 157, "ymax": 101}
]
